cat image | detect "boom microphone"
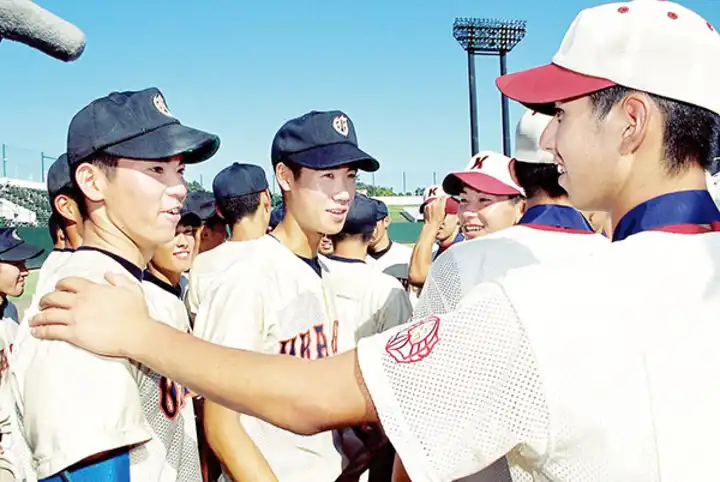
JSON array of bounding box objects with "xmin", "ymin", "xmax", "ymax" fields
[{"xmin": 0, "ymin": 0, "xmax": 85, "ymax": 62}]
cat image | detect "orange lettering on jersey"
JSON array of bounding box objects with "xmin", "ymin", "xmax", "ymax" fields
[
  {"xmin": 159, "ymin": 376, "xmax": 189, "ymax": 420},
  {"xmin": 0, "ymin": 348, "xmax": 8, "ymax": 376},
  {"xmin": 314, "ymin": 324, "xmax": 329, "ymax": 358},
  {"xmin": 279, "ymin": 336, "xmax": 298, "ymax": 356},
  {"xmin": 331, "ymin": 320, "xmax": 339, "ymax": 355},
  {"xmin": 299, "ymin": 330, "xmax": 312, "ymax": 359}
]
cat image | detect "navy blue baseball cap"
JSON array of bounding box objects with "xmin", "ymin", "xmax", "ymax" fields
[
  {"xmin": 46, "ymin": 153, "xmax": 72, "ymax": 199},
  {"xmin": 213, "ymin": 163, "xmax": 269, "ymax": 200},
  {"xmin": 0, "ymin": 229, "xmax": 44, "ymax": 262},
  {"xmin": 269, "ymin": 203, "xmax": 285, "ymax": 229},
  {"xmin": 271, "ymin": 110, "xmax": 379, "ymax": 172},
  {"xmin": 373, "ymin": 199, "xmax": 389, "ymax": 220},
  {"xmin": 342, "ymin": 194, "xmax": 378, "ymax": 235},
  {"xmin": 67, "ymin": 87, "xmax": 220, "ymax": 166},
  {"xmin": 181, "ymin": 191, "xmax": 216, "ymax": 222}
]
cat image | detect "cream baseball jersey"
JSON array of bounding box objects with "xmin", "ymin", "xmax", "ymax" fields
[
  {"xmin": 194, "ymin": 235, "xmax": 352, "ymax": 482},
  {"xmin": 185, "ymin": 241, "xmax": 249, "ymax": 316},
  {"xmin": 140, "ymin": 271, "xmax": 201, "ymax": 481},
  {"xmin": 367, "ymin": 241, "xmax": 417, "ymax": 304},
  {"xmin": 11, "ymin": 247, "xmax": 199, "ymax": 480},
  {"xmin": 323, "ymin": 255, "xmax": 412, "ymax": 342},
  {"xmin": 357, "ymin": 190, "xmax": 720, "ymax": 481},
  {"xmin": 415, "ymin": 206, "xmax": 609, "ymax": 318},
  {"xmin": 27, "ymin": 249, "xmax": 72, "ymax": 312}
]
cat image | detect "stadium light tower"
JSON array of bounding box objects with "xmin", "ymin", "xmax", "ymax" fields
[{"xmin": 453, "ymin": 18, "xmax": 527, "ymax": 156}]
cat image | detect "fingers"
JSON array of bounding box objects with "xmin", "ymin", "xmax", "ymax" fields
[
  {"xmin": 37, "ymin": 290, "xmax": 77, "ymax": 310},
  {"xmin": 29, "ymin": 324, "xmax": 74, "ymax": 342},
  {"xmin": 29, "ymin": 307, "xmax": 74, "ymax": 328},
  {"xmin": 54, "ymin": 276, "xmax": 93, "ymax": 294}
]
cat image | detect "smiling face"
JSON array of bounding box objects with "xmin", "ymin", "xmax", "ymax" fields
[
  {"xmin": 150, "ymin": 221, "xmax": 196, "ymax": 276},
  {"xmin": 457, "ymin": 187, "xmax": 524, "ymax": 240},
  {"xmin": 75, "ymin": 155, "xmax": 188, "ymax": 253},
  {"xmin": 0, "ymin": 260, "xmax": 28, "ymax": 297},
  {"xmin": 277, "ymin": 163, "xmax": 357, "ymax": 236}
]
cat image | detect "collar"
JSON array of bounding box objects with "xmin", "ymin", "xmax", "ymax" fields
[
  {"xmin": 327, "ymin": 254, "xmax": 366, "ymax": 264},
  {"xmin": 368, "ymin": 240, "xmax": 393, "ymax": 260},
  {"xmin": 297, "ymin": 255, "xmax": 322, "ymax": 277},
  {"xmin": 613, "ymin": 190, "xmax": 720, "ymax": 242},
  {"xmin": 519, "ymin": 204, "xmax": 595, "ymax": 234},
  {"xmin": 143, "ymin": 270, "xmax": 182, "ymax": 299},
  {"xmin": 75, "ymin": 246, "xmax": 143, "ymax": 281}
]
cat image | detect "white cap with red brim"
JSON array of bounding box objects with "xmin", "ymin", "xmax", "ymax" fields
[
  {"xmin": 496, "ymin": 1, "xmax": 720, "ymax": 116},
  {"xmin": 443, "ymin": 151, "xmax": 525, "ymax": 197},
  {"xmin": 514, "ymin": 109, "xmax": 554, "ymax": 164}
]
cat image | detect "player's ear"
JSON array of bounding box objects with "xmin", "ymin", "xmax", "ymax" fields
[
  {"xmin": 275, "ymin": 163, "xmax": 294, "ymax": 193},
  {"xmin": 74, "ymin": 162, "xmax": 106, "ymax": 203}
]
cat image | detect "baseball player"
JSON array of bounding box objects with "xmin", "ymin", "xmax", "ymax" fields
[
  {"xmin": 185, "ymin": 163, "xmax": 271, "ymax": 320},
  {"xmin": 324, "ymin": 193, "xmax": 412, "ymax": 482},
  {"xmin": 319, "ymin": 234, "xmax": 335, "ymax": 256},
  {"xmin": 192, "ymin": 110, "xmax": 379, "ymax": 482},
  {"xmin": 184, "ymin": 191, "xmax": 227, "ymax": 255},
  {"xmin": 12, "ymin": 87, "xmax": 219, "ymax": 481},
  {"xmin": 414, "ymin": 109, "xmax": 608, "ymax": 319},
  {"xmin": 407, "ymin": 186, "xmax": 462, "ymax": 289},
  {"xmin": 27, "ymin": 1, "xmax": 720, "ymax": 480}
]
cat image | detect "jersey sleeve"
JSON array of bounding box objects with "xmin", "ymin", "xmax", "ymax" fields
[
  {"xmin": 185, "ymin": 269, "xmax": 201, "ymax": 315},
  {"xmin": 414, "ymin": 250, "xmax": 464, "ymax": 318},
  {"xmin": 193, "ymin": 267, "xmax": 265, "ymax": 351},
  {"xmin": 356, "ymin": 282, "xmax": 550, "ymax": 481},
  {"xmin": 19, "ymin": 275, "xmax": 151, "ymax": 478}
]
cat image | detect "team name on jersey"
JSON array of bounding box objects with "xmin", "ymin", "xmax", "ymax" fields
[{"xmin": 278, "ymin": 321, "xmax": 339, "ymax": 359}]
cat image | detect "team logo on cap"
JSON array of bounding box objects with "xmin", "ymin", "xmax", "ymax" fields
[
  {"xmin": 385, "ymin": 315, "xmax": 440, "ymax": 364},
  {"xmin": 153, "ymin": 94, "xmax": 173, "ymax": 118},
  {"xmin": 471, "ymin": 155, "xmax": 489, "ymax": 170},
  {"xmin": 10, "ymin": 230, "xmax": 21, "ymax": 241},
  {"xmin": 332, "ymin": 115, "xmax": 350, "ymax": 137},
  {"xmin": 427, "ymin": 187, "xmax": 438, "ymax": 197}
]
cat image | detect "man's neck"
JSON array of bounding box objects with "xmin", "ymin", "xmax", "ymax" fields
[
  {"xmin": 82, "ymin": 217, "xmax": 150, "ymax": 268},
  {"xmin": 148, "ymin": 264, "xmax": 181, "ymax": 288},
  {"xmin": 370, "ymin": 234, "xmax": 390, "ymax": 253},
  {"xmin": 332, "ymin": 241, "xmax": 368, "ymax": 262},
  {"xmin": 610, "ymin": 166, "xmax": 708, "ymax": 232},
  {"xmin": 525, "ymin": 193, "xmax": 573, "ymax": 210},
  {"xmin": 272, "ymin": 215, "xmax": 320, "ymax": 258},
  {"xmin": 230, "ymin": 217, "xmax": 266, "ymax": 242}
]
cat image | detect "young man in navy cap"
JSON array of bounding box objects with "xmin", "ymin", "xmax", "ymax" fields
[
  {"xmin": 185, "ymin": 163, "xmax": 270, "ymax": 321},
  {"xmin": 324, "ymin": 193, "xmax": 412, "ymax": 482},
  {"xmin": 183, "ymin": 191, "xmax": 227, "ymax": 255},
  {"xmin": 190, "ymin": 110, "xmax": 378, "ymax": 481},
  {"xmin": 0, "ymin": 228, "xmax": 43, "ymax": 481},
  {"xmin": 13, "ymin": 87, "xmax": 219, "ymax": 481}
]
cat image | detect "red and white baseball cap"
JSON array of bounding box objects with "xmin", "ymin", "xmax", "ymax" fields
[
  {"xmin": 443, "ymin": 151, "xmax": 524, "ymax": 197},
  {"xmin": 514, "ymin": 109, "xmax": 554, "ymax": 164},
  {"xmin": 496, "ymin": 1, "xmax": 720, "ymax": 116},
  {"xmin": 420, "ymin": 185, "xmax": 459, "ymax": 215}
]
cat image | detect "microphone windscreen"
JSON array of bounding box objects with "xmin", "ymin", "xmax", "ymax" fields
[{"xmin": 0, "ymin": 0, "xmax": 85, "ymax": 62}]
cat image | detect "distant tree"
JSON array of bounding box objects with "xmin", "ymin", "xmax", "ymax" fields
[
  {"xmin": 414, "ymin": 187, "xmax": 425, "ymax": 196},
  {"xmin": 187, "ymin": 180, "xmax": 206, "ymax": 192},
  {"xmin": 0, "ymin": 217, "xmax": 6, "ymax": 228},
  {"xmin": 271, "ymin": 193, "xmax": 282, "ymax": 207}
]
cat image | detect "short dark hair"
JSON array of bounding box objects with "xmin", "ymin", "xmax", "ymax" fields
[
  {"xmin": 280, "ymin": 160, "xmax": 304, "ymax": 180},
  {"xmin": 204, "ymin": 213, "xmax": 227, "ymax": 232},
  {"xmin": 216, "ymin": 192, "xmax": 263, "ymax": 225},
  {"xmin": 513, "ymin": 161, "xmax": 567, "ymax": 199},
  {"xmin": 589, "ymin": 85, "xmax": 720, "ymax": 173},
  {"xmin": 48, "ymin": 212, "xmax": 63, "ymax": 244},
  {"xmin": 329, "ymin": 230, "xmax": 374, "ymax": 245},
  {"xmin": 74, "ymin": 152, "xmax": 119, "ymax": 217}
]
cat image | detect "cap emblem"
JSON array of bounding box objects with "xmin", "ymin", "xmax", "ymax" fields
[
  {"xmin": 153, "ymin": 94, "xmax": 173, "ymax": 118},
  {"xmin": 332, "ymin": 115, "xmax": 350, "ymax": 137}
]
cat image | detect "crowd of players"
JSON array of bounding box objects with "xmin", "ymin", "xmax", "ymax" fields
[{"xmin": 0, "ymin": 0, "xmax": 719, "ymax": 480}]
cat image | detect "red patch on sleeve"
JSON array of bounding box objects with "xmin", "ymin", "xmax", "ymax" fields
[{"xmin": 385, "ymin": 315, "xmax": 440, "ymax": 363}]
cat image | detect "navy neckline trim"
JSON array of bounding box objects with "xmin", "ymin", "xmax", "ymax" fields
[
  {"xmin": 143, "ymin": 270, "xmax": 182, "ymax": 299},
  {"xmin": 328, "ymin": 254, "xmax": 365, "ymax": 264},
  {"xmin": 75, "ymin": 246, "xmax": 143, "ymax": 281}
]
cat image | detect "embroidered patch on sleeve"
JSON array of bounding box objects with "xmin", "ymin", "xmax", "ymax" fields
[{"xmin": 385, "ymin": 315, "xmax": 440, "ymax": 363}]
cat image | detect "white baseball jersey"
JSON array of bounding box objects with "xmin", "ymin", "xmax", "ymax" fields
[
  {"xmin": 185, "ymin": 241, "xmax": 249, "ymax": 316},
  {"xmin": 28, "ymin": 249, "xmax": 73, "ymax": 313},
  {"xmin": 367, "ymin": 241, "xmax": 418, "ymax": 305},
  {"xmin": 12, "ymin": 247, "xmax": 199, "ymax": 480},
  {"xmin": 323, "ymin": 255, "xmax": 413, "ymax": 342},
  {"xmin": 194, "ymin": 235, "xmax": 353, "ymax": 482},
  {"xmin": 140, "ymin": 271, "xmax": 201, "ymax": 481},
  {"xmin": 415, "ymin": 222, "xmax": 609, "ymax": 318},
  {"xmin": 357, "ymin": 215, "xmax": 720, "ymax": 479}
]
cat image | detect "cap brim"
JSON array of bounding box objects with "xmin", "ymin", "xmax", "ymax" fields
[
  {"xmin": 496, "ymin": 63, "xmax": 616, "ymax": 115},
  {"xmin": 285, "ymin": 143, "xmax": 379, "ymax": 172},
  {"xmin": 443, "ymin": 172, "xmax": 522, "ymax": 197},
  {"xmin": 179, "ymin": 212, "xmax": 202, "ymax": 227},
  {"xmin": 0, "ymin": 242, "xmax": 44, "ymax": 262},
  {"xmin": 420, "ymin": 197, "xmax": 459, "ymax": 215},
  {"xmin": 103, "ymin": 123, "xmax": 220, "ymax": 165}
]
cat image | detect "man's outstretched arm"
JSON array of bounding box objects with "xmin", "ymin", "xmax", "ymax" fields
[{"xmin": 30, "ymin": 274, "xmax": 378, "ymax": 436}]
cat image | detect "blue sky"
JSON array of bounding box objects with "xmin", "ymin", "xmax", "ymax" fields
[{"xmin": 1, "ymin": 0, "xmax": 718, "ymax": 193}]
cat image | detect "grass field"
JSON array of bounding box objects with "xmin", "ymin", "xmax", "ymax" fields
[{"xmin": 389, "ymin": 204, "xmax": 411, "ymax": 223}]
